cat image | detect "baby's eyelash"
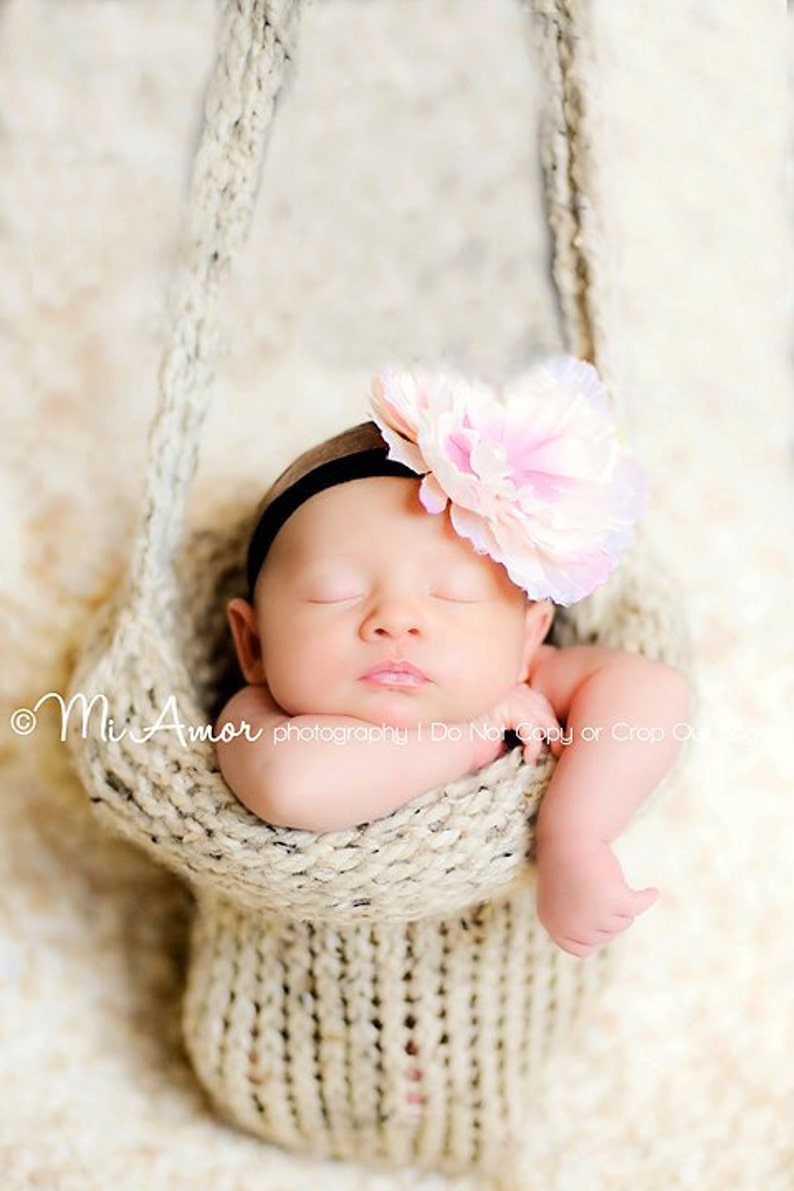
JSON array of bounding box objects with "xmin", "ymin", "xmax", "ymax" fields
[
  {"xmin": 429, "ymin": 591, "xmax": 485, "ymax": 604},
  {"xmin": 305, "ymin": 594, "xmax": 362, "ymax": 605}
]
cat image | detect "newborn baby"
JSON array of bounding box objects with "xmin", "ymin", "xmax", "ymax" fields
[{"xmin": 216, "ymin": 361, "xmax": 689, "ymax": 958}]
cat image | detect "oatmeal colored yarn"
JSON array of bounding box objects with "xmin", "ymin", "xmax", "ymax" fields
[{"xmin": 66, "ymin": 0, "xmax": 692, "ymax": 1180}]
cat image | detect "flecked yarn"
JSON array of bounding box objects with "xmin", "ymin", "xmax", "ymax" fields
[{"xmin": 66, "ymin": 0, "xmax": 692, "ymax": 1179}]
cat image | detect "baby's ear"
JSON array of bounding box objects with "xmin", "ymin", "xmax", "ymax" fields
[
  {"xmin": 519, "ymin": 599, "xmax": 555, "ymax": 679},
  {"xmin": 226, "ymin": 597, "xmax": 266, "ymax": 686},
  {"xmin": 536, "ymin": 598, "xmax": 555, "ymax": 643}
]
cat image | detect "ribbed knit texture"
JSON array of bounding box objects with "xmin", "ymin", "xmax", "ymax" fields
[{"xmin": 65, "ymin": 0, "xmax": 692, "ymax": 1179}]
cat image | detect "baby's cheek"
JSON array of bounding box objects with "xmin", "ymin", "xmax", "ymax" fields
[
  {"xmin": 299, "ymin": 633, "xmax": 348, "ymax": 676},
  {"xmin": 276, "ymin": 634, "xmax": 350, "ymax": 710},
  {"xmin": 453, "ymin": 625, "xmax": 524, "ymax": 709}
]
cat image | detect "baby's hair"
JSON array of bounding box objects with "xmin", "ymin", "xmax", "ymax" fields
[{"xmin": 249, "ymin": 421, "xmax": 386, "ymax": 529}]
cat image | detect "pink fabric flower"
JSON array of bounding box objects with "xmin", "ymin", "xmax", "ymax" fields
[{"xmin": 369, "ymin": 357, "xmax": 647, "ymax": 605}]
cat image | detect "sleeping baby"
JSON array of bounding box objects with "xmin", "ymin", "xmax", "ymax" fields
[{"xmin": 215, "ymin": 358, "xmax": 689, "ymax": 959}]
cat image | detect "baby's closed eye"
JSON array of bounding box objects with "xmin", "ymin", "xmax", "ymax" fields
[
  {"xmin": 429, "ymin": 576, "xmax": 492, "ymax": 603},
  {"xmin": 297, "ymin": 564, "xmax": 493, "ymax": 605},
  {"xmin": 304, "ymin": 585, "xmax": 365, "ymax": 604},
  {"xmin": 298, "ymin": 564, "xmax": 367, "ymax": 603},
  {"xmin": 306, "ymin": 585, "xmax": 484, "ymax": 605}
]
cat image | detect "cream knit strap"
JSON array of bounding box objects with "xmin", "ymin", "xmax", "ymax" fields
[
  {"xmin": 127, "ymin": 0, "xmax": 301, "ymax": 620},
  {"xmin": 527, "ymin": 0, "xmax": 619, "ymax": 393}
]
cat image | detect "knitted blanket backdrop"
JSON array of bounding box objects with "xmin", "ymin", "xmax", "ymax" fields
[{"xmin": 1, "ymin": 2, "xmax": 791, "ymax": 1189}]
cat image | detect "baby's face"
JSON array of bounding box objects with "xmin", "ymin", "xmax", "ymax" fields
[{"xmin": 248, "ymin": 476, "xmax": 549, "ymax": 729}]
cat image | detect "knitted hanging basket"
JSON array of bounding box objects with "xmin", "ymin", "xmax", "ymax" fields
[{"xmin": 66, "ymin": 0, "xmax": 691, "ymax": 1179}]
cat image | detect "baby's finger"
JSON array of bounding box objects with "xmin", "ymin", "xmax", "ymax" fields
[
  {"xmin": 521, "ymin": 728, "xmax": 554, "ymax": 764},
  {"xmin": 523, "ymin": 710, "xmax": 561, "ymax": 756},
  {"xmin": 630, "ymin": 887, "xmax": 660, "ymax": 917},
  {"xmin": 548, "ymin": 732, "xmax": 565, "ymax": 759},
  {"xmin": 539, "ymin": 713, "xmax": 565, "ymax": 758},
  {"xmin": 558, "ymin": 937, "xmax": 595, "ymax": 959},
  {"xmin": 601, "ymin": 916, "xmax": 633, "ymax": 936},
  {"xmin": 522, "ymin": 738, "xmax": 541, "ymax": 766},
  {"xmin": 579, "ymin": 925, "xmax": 627, "ymax": 950}
]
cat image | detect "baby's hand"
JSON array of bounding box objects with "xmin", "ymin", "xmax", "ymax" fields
[
  {"xmin": 536, "ymin": 836, "xmax": 659, "ymax": 958},
  {"xmin": 475, "ymin": 681, "xmax": 564, "ymax": 766}
]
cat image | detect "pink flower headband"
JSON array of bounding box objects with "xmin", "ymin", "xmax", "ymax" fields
[{"xmin": 368, "ymin": 355, "xmax": 647, "ymax": 607}]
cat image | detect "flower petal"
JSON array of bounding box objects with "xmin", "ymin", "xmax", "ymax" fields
[
  {"xmin": 366, "ymin": 356, "xmax": 643, "ymax": 604},
  {"xmin": 419, "ymin": 473, "xmax": 449, "ymax": 515}
]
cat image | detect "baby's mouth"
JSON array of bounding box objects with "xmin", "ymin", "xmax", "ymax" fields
[{"xmin": 360, "ymin": 661, "xmax": 429, "ymax": 688}]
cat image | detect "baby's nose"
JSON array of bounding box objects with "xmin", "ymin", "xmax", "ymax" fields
[{"xmin": 361, "ymin": 595, "xmax": 424, "ymax": 638}]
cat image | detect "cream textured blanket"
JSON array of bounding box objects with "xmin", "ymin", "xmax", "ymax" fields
[{"xmin": 1, "ymin": 2, "xmax": 791, "ymax": 1189}]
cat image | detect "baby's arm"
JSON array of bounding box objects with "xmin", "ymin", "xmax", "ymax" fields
[
  {"xmin": 528, "ymin": 644, "xmax": 689, "ymax": 957},
  {"xmin": 215, "ymin": 684, "xmax": 507, "ymax": 832}
]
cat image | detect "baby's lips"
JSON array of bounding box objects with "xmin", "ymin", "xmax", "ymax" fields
[{"xmin": 359, "ymin": 660, "xmax": 429, "ymax": 683}]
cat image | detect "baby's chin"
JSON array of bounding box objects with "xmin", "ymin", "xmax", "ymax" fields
[{"xmin": 349, "ymin": 693, "xmax": 474, "ymax": 732}]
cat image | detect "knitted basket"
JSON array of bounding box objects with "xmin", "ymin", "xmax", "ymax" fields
[{"xmin": 66, "ymin": 0, "xmax": 691, "ymax": 1179}]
